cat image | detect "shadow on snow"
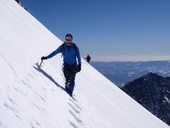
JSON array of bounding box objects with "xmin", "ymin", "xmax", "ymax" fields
[{"xmin": 33, "ymin": 66, "xmax": 65, "ymax": 91}]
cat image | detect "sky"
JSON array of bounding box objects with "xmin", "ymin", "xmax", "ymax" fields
[{"xmin": 20, "ymin": 0, "xmax": 170, "ymax": 61}]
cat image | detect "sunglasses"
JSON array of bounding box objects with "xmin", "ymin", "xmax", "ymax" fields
[{"xmin": 66, "ymin": 39, "xmax": 72, "ymax": 42}]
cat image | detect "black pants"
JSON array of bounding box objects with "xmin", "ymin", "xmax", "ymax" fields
[{"xmin": 63, "ymin": 63, "xmax": 77, "ymax": 96}]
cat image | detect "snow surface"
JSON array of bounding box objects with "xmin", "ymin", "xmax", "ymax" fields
[{"xmin": 0, "ymin": 0, "xmax": 169, "ymax": 128}]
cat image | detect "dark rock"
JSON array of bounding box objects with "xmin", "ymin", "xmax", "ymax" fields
[{"xmin": 121, "ymin": 72, "xmax": 170, "ymax": 126}]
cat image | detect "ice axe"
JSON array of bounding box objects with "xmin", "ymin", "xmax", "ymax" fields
[{"xmin": 35, "ymin": 59, "xmax": 43, "ymax": 68}]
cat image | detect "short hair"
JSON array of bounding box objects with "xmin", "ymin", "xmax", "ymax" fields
[{"xmin": 65, "ymin": 33, "xmax": 73, "ymax": 39}]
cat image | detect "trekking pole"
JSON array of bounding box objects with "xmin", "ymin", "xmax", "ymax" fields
[{"xmin": 39, "ymin": 59, "xmax": 43, "ymax": 67}]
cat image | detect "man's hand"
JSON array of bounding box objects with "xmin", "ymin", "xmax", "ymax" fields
[
  {"xmin": 41, "ymin": 56, "xmax": 48, "ymax": 60},
  {"xmin": 77, "ymin": 64, "xmax": 81, "ymax": 72}
]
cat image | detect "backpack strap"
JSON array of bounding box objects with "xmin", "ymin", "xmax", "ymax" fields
[
  {"xmin": 72, "ymin": 43, "xmax": 78, "ymax": 56},
  {"xmin": 61, "ymin": 42, "xmax": 78, "ymax": 57}
]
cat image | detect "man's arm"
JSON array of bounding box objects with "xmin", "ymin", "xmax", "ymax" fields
[
  {"xmin": 41, "ymin": 45, "xmax": 62, "ymax": 60},
  {"xmin": 76, "ymin": 46, "xmax": 81, "ymax": 65}
]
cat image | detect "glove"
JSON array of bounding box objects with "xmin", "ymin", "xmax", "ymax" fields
[
  {"xmin": 77, "ymin": 64, "xmax": 81, "ymax": 72},
  {"xmin": 41, "ymin": 56, "xmax": 48, "ymax": 60}
]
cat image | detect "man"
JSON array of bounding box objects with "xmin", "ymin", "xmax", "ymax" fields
[
  {"xmin": 15, "ymin": 0, "xmax": 21, "ymax": 5},
  {"xmin": 15, "ymin": 0, "xmax": 19, "ymax": 4},
  {"xmin": 41, "ymin": 34, "xmax": 81, "ymax": 96},
  {"xmin": 85, "ymin": 54, "xmax": 91, "ymax": 63}
]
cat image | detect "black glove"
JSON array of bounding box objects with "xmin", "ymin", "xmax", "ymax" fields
[
  {"xmin": 77, "ymin": 64, "xmax": 81, "ymax": 72},
  {"xmin": 41, "ymin": 56, "xmax": 48, "ymax": 60}
]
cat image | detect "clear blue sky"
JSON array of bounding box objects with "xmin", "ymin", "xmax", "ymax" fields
[{"xmin": 21, "ymin": 0, "xmax": 170, "ymax": 61}]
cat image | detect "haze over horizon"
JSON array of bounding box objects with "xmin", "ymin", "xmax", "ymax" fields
[{"xmin": 21, "ymin": 0, "xmax": 170, "ymax": 61}]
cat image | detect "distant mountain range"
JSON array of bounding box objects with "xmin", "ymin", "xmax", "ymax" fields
[
  {"xmin": 121, "ymin": 72, "xmax": 170, "ymax": 126},
  {"xmin": 91, "ymin": 61, "xmax": 170, "ymax": 86},
  {"xmin": 92, "ymin": 61, "xmax": 170, "ymax": 125}
]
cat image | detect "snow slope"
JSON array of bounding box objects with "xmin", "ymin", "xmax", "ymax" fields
[{"xmin": 0, "ymin": 0, "xmax": 169, "ymax": 128}]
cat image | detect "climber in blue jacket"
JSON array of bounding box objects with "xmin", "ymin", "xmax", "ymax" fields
[{"xmin": 41, "ymin": 34, "xmax": 81, "ymax": 96}]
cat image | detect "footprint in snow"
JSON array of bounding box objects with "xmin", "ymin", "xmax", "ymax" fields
[
  {"xmin": 68, "ymin": 103, "xmax": 80, "ymax": 114},
  {"xmin": 21, "ymin": 80, "xmax": 32, "ymax": 88},
  {"xmin": 69, "ymin": 98, "xmax": 82, "ymax": 111},
  {"xmin": 69, "ymin": 109, "xmax": 83, "ymax": 124},
  {"xmin": 0, "ymin": 120, "xmax": 7, "ymax": 128},
  {"xmin": 69, "ymin": 121, "xmax": 79, "ymax": 128},
  {"xmin": 68, "ymin": 97, "xmax": 83, "ymax": 127}
]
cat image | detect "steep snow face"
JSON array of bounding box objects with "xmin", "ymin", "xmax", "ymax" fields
[{"xmin": 0, "ymin": 0, "xmax": 169, "ymax": 128}]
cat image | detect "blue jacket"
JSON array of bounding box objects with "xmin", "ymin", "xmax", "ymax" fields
[{"xmin": 47, "ymin": 43, "xmax": 81, "ymax": 65}]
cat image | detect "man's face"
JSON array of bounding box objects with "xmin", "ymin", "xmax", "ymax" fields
[{"xmin": 65, "ymin": 36, "xmax": 72, "ymax": 46}]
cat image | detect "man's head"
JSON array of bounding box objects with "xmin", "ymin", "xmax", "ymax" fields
[{"xmin": 65, "ymin": 34, "xmax": 73, "ymax": 46}]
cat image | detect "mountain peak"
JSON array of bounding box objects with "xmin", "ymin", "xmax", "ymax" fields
[
  {"xmin": 122, "ymin": 73, "xmax": 170, "ymax": 126},
  {"xmin": 142, "ymin": 72, "xmax": 163, "ymax": 80}
]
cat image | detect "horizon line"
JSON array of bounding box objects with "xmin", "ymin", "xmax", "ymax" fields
[{"xmin": 90, "ymin": 55, "xmax": 170, "ymax": 62}]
